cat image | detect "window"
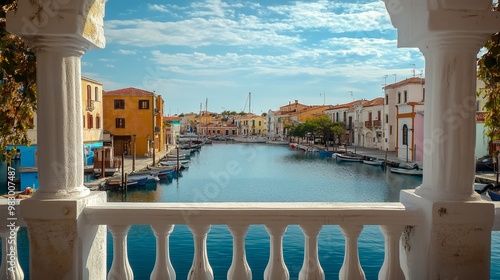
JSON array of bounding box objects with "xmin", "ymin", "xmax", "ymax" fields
[
  {"xmin": 94, "ymin": 87, "xmax": 99, "ymax": 102},
  {"xmin": 87, "ymin": 85, "xmax": 92, "ymax": 101},
  {"xmin": 87, "ymin": 113, "xmax": 93, "ymax": 129},
  {"xmin": 114, "ymin": 99, "xmax": 125, "ymax": 109},
  {"xmin": 398, "ymin": 92, "xmax": 401, "ymax": 103},
  {"xmin": 259, "ymin": 121, "xmax": 261, "ymax": 126},
  {"xmin": 404, "ymin": 90, "xmax": 408, "ymax": 103},
  {"xmin": 402, "ymin": 124, "xmax": 408, "ymax": 145},
  {"xmin": 116, "ymin": 118, "xmax": 125, "ymax": 128},
  {"xmin": 139, "ymin": 100, "xmax": 149, "ymax": 109},
  {"xmin": 83, "ymin": 115, "xmax": 85, "ymax": 128},
  {"xmin": 390, "ymin": 125, "xmax": 393, "ymax": 135},
  {"xmin": 422, "ymin": 88, "xmax": 425, "ymax": 102},
  {"xmin": 385, "ymin": 94, "xmax": 388, "ymax": 105},
  {"xmin": 385, "ymin": 114, "xmax": 389, "ymax": 124},
  {"xmin": 96, "ymin": 114, "xmax": 101, "ymax": 129}
]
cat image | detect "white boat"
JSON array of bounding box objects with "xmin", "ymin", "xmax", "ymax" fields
[
  {"xmin": 390, "ymin": 168, "xmax": 423, "ymax": 176},
  {"xmin": 160, "ymin": 159, "xmax": 189, "ymax": 165},
  {"xmin": 336, "ymin": 153, "xmax": 363, "ymax": 162},
  {"xmin": 362, "ymin": 159, "xmax": 385, "ymax": 166}
]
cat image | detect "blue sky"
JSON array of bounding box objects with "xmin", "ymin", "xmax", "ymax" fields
[{"xmin": 81, "ymin": 0, "xmax": 425, "ymax": 115}]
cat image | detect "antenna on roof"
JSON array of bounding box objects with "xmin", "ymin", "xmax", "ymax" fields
[
  {"xmin": 348, "ymin": 91, "xmax": 354, "ymax": 101},
  {"xmin": 411, "ymin": 64, "xmax": 416, "ymax": 77}
]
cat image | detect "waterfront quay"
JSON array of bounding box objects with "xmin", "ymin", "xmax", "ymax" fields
[{"xmin": 84, "ymin": 148, "xmax": 170, "ymax": 190}]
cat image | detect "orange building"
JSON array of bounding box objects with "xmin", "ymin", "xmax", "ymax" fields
[{"xmin": 103, "ymin": 88, "xmax": 164, "ymax": 157}]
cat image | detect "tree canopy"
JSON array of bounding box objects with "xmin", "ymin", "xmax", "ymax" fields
[
  {"xmin": 287, "ymin": 115, "xmax": 344, "ymax": 147},
  {"xmin": 1, "ymin": 0, "xmax": 37, "ymax": 159}
]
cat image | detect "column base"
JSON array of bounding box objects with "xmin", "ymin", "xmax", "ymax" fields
[
  {"xmin": 400, "ymin": 190, "xmax": 494, "ymax": 280},
  {"xmin": 31, "ymin": 185, "xmax": 91, "ymax": 200},
  {"xmin": 21, "ymin": 191, "xmax": 107, "ymax": 280}
]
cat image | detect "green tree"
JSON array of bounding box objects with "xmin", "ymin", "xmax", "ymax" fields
[
  {"xmin": 0, "ymin": 0, "xmax": 37, "ymax": 160},
  {"xmin": 477, "ymin": 2, "xmax": 500, "ymax": 154}
]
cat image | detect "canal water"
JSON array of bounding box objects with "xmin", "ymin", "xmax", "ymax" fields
[{"xmin": 2, "ymin": 143, "xmax": 500, "ymax": 279}]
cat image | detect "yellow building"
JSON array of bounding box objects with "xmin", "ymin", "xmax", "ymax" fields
[
  {"xmin": 103, "ymin": 88, "xmax": 164, "ymax": 157},
  {"xmin": 238, "ymin": 113, "xmax": 267, "ymax": 136}
]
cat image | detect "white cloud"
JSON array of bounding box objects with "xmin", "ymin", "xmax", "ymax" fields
[{"xmin": 116, "ymin": 49, "xmax": 137, "ymax": 55}]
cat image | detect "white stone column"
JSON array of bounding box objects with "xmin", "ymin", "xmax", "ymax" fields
[
  {"xmin": 418, "ymin": 34, "xmax": 489, "ymax": 200},
  {"xmin": 6, "ymin": 0, "xmax": 107, "ymax": 279},
  {"xmin": 383, "ymin": 0, "xmax": 500, "ymax": 278},
  {"xmin": 31, "ymin": 36, "xmax": 90, "ymax": 199}
]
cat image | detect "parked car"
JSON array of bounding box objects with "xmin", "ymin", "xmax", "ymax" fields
[{"xmin": 476, "ymin": 155, "xmax": 495, "ymax": 172}]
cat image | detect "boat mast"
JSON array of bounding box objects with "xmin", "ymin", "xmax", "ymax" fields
[{"xmin": 205, "ymin": 98, "xmax": 208, "ymax": 138}]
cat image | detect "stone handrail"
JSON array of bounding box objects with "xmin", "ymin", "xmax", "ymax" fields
[
  {"xmin": 2, "ymin": 201, "xmax": 500, "ymax": 279},
  {"xmin": 84, "ymin": 202, "xmax": 422, "ymax": 280}
]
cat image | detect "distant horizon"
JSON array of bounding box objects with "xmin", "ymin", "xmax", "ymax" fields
[{"xmin": 82, "ymin": 0, "xmax": 426, "ymax": 115}]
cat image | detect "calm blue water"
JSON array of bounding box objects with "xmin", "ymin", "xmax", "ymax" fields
[{"xmin": 2, "ymin": 143, "xmax": 500, "ymax": 279}]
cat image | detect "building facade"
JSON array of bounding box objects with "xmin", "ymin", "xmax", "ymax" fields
[{"xmin": 103, "ymin": 88, "xmax": 165, "ymax": 157}]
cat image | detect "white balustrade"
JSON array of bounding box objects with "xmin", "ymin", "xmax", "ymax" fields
[
  {"xmin": 299, "ymin": 223, "xmax": 324, "ymax": 280},
  {"xmin": 227, "ymin": 224, "xmax": 251, "ymax": 280},
  {"xmin": 108, "ymin": 225, "xmax": 133, "ymax": 280},
  {"xmin": 378, "ymin": 225, "xmax": 405, "ymax": 280},
  {"xmin": 0, "ymin": 226, "xmax": 24, "ymax": 280},
  {"xmin": 150, "ymin": 224, "xmax": 175, "ymax": 280},
  {"xmin": 339, "ymin": 224, "xmax": 365, "ymax": 280},
  {"xmin": 264, "ymin": 224, "xmax": 289, "ymax": 280},
  {"xmin": 83, "ymin": 202, "xmax": 424, "ymax": 279},
  {"xmin": 188, "ymin": 224, "xmax": 213, "ymax": 280}
]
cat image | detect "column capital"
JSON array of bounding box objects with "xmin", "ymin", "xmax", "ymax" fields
[
  {"xmin": 6, "ymin": 0, "xmax": 105, "ymax": 50},
  {"xmin": 383, "ymin": 0, "xmax": 500, "ymax": 48}
]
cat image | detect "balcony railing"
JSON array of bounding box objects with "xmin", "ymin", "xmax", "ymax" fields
[
  {"xmin": 364, "ymin": 121, "xmax": 373, "ymax": 128},
  {"xmin": 373, "ymin": 120, "xmax": 381, "ymax": 128},
  {"xmin": 3, "ymin": 201, "xmax": 500, "ymax": 279},
  {"xmin": 87, "ymin": 100, "xmax": 95, "ymax": 112}
]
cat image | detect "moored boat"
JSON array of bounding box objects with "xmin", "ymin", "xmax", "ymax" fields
[
  {"xmin": 362, "ymin": 159, "xmax": 385, "ymax": 166},
  {"xmin": 390, "ymin": 168, "xmax": 423, "ymax": 176},
  {"xmin": 336, "ymin": 153, "xmax": 363, "ymax": 162}
]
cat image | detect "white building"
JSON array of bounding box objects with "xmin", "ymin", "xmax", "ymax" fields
[{"xmin": 383, "ymin": 77, "xmax": 425, "ymax": 152}]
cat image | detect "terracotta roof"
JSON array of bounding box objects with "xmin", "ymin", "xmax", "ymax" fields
[
  {"xmin": 328, "ymin": 100, "xmax": 364, "ymax": 110},
  {"xmin": 103, "ymin": 87, "xmax": 155, "ymax": 96},
  {"xmin": 163, "ymin": 116, "xmax": 182, "ymax": 121},
  {"xmin": 362, "ymin": 97, "xmax": 384, "ymax": 107},
  {"xmin": 384, "ymin": 77, "xmax": 425, "ymax": 89}
]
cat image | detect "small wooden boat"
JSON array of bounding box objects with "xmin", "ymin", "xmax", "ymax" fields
[
  {"xmin": 336, "ymin": 153, "xmax": 363, "ymax": 162},
  {"xmin": 318, "ymin": 150, "xmax": 335, "ymax": 157},
  {"xmin": 390, "ymin": 168, "xmax": 423, "ymax": 176},
  {"xmin": 363, "ymin": 159, "xmax": 385, "ymax": 166}
]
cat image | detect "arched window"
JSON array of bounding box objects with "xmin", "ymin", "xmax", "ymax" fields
[
  {"xmin": 87, "ymin": 113, "xmax": 93, "ymax": 129},
  {"xmin": 87, "ymin": 85, "xmax": 92, "ymax": 100},
  {"xmin": 402, "ymin": 124, "xmax": 408, "ymax": 146},
  {"xmin": 96, "ymin": 114, "xmax": 101, "ymax": 129},
  {"xmin": 94, "ymin": 86, "xmax": 99, "ymax": 101}
]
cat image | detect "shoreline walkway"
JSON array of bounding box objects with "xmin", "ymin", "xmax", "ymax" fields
[
  {"xmin": 85, "ymin": 149, "xmax": 170, "ymax": 189},
  {"xmin": 329, "ymin": 145, "xmax": 497, "ymax": 184}
]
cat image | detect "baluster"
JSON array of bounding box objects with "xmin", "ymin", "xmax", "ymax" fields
[
  {"xmin": 378, "ymin": 225, "xmax": 405, "ymax": 280},
  {"xmin": 264, "ymin": 224, "xmax": 289, "ymax": 280},
  {"xmin": 188, "ymin": 224, "xmax": 213, "ymax": 280},
  {"xmin": 299, "ymin": 224, "xmax": 324, "ymax": 280},
  {"xmin": 0, "ymin": 226, "xmax": 24, "ymax": 280},
  {"xmin": 339, "ymin": 224, "xmax": 365, "ymax": 280},
  {"xmin": 108, "ymin": 225, "xmax": 133, "ymax": 280},
  {"xmin": 150, "ymin": 224, "xmax": 175, "ymax": 280},
  {"xmin": 227, "ymin": 224, "xmax": 251, "ymax": 280}
]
